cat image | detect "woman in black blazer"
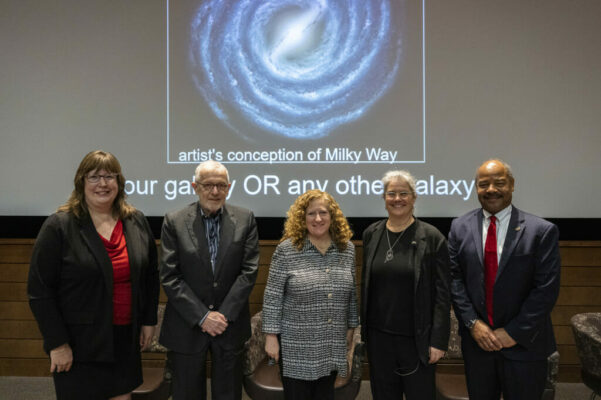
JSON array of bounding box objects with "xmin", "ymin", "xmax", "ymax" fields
[
  {"xmin": 361, "ymin": 170, "xmax": 451, "ymax": 400},
  {"xmin": 28, "ymin": 150, "xmax": 159, "ymax": 400}
]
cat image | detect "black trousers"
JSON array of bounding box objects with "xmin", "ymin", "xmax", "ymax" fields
[
  {"xmin": 169, "ymin": 340, "xmax": 244, "ymax": 400},
  {"xmin": 281, "ymin": 370, "xmax": 337, "ymax": 400},
  {"xmin": 462, "ymin": 334, "xmax": 548, "ymax": 400},
  {"xmin": 366, "ymin": 328, "xmax": 436, "ymax": 400}
]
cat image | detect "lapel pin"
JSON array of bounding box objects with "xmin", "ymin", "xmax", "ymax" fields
[{"xmin": 515, "ymin": 226, "xmax": 521, "ymax": 231}]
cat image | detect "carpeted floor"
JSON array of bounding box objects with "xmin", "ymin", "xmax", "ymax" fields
[{"xmin": 0, "ymin": 376, "xmax": 593, "ymax": 399}]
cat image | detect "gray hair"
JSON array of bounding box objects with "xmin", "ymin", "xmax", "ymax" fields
[
  {"xmin": 476, "ymin": 159, "xmax": 514, "ymax": 182},
  {"xmin": 381, "ymin": 170, "xmax": 417, "ymax": 195},
  {"xmin": 194, "ymin": 160, "xmax": 230, "ymax": 183}
]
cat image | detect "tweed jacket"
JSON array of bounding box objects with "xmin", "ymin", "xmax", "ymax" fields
[{"xmin": 262, "ymin": 239, "xmax": 359, "ymax": 380}]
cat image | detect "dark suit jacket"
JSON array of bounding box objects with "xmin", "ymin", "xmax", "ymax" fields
[
  {"xmin": 361, "ymin": 218, "xmax": 451, "ymax": 365},
  {"xmin": 159, "ymin": 202, "xmax": 259, "ymax": 353},
  {"xmin": 28, "ymin": 210, "xmax": 159, "ymax": 362},
  {"xmin": 448, "ymin": 206, "xmax": 561, "ymax": 360}
]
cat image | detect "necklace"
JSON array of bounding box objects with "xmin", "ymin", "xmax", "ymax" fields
[
  {"xmin": 309, "ymin": 237, "xmax": 331, "ymax": 255},
  {"xmin": 314, "ymin": 241, "xmax": 331, "ymax": 254},
  {"xmin": 385, "ymin": 228, "xmax": 406, "ymax": 263}
]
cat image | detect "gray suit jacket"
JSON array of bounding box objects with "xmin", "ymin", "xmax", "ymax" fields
[
  {"xmin": 449, "ymin": 206, "xmax": 561, "ymax": 360},
  {"xmin": 159, "ymin": 202, "xmax": 259, "ymax": 352}
]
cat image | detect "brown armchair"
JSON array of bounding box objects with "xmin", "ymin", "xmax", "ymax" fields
[
  {"xmin": 436, "ymin": 309, "xmax": 559, "ymax": 400},
  {"xmin": 132, "ymin": 304, "xmax": 171, "ymax": 400},
  {"xmin": 570, "ymin": 312, "xmax": 601, "ymax": 399},
  {"xmin": 243, "ymin": 311, "xmax": 363, "ymax": 400}
]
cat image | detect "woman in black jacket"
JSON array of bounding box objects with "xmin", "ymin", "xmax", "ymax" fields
[
  {"xmin": 28, "ymin": 150, "xmax": 159, "ymax": 400},
  {"xmin": 361, "ymin": 170, "xmax": 451, "ymax": 400}
]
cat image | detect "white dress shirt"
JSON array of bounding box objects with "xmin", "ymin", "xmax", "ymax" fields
[{"xmin": 482, "ymin": 205, "xmax": 512, "ymax": 264}]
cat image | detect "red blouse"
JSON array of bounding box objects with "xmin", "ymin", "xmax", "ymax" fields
[{"xmin": 100, "ymin": 220, "xmax": 132, "ymax": 325}]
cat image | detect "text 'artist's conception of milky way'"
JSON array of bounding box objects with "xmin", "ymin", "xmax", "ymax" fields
[{"xmin": 189, "ymin": 0, "xmax": 402, "ymax": 141}]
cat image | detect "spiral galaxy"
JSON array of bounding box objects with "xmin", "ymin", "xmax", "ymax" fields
[{"xmin": 189, "ymin": 0, "xmax": 402, "ymax": 140}]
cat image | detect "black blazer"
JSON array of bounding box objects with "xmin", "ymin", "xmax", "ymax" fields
[
  {"xmin": 361, "ymin": 218, "xmax": 451, "ymax": 365},
  {"xmin": 158, "ymin": 202, "xmax": 260, "ymax": 352},
  {"xmin": 28, "ymin": 210, "xmax": 159, "ymax": 362},
  {"xmin": 448, "ymin": 206, "xmax": 561, "ymax": 360}
]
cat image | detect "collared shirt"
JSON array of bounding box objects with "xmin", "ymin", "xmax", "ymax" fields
[
  {"xmin": 200, "ymin": 206, "xmax": 222, "ymax": 271},
  {"xmin": 198, "ymin": 205, "xmax": 223, "ymax": 327},
  {"xmin": 482, "ymin": 205, "xmax": 512, "ymax": 264}
]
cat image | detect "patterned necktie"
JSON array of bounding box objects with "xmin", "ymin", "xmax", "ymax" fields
[
  {"xmin": 205, "ymin": 215, "xmax": 220, "ymax": 272},
  {"xmin": 484, "ymin": 215, "xmax": 498, "ymax": 326}
]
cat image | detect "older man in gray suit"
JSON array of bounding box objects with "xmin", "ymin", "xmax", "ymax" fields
[{"xmin": 159, "ymin": 160, "xmax": 259, "ymax": 400}]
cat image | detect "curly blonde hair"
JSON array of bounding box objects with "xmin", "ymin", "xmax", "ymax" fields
[{"xmin": 282, "ymin": 189, "xmax": 352, "ymax": 251}]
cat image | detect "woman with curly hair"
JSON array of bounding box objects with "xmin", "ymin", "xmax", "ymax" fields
[{"xmin": 262, "ymin": 189, "xmax": 359, "ymax": 400}]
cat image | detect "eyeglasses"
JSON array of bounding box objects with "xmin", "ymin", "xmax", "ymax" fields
[
  {"xmin": 385, "ymin": 191, "xmax": 412, "ymax": 199},
  {"xmin": 86, "ymin": 174, "xmax": 118, "ymax": 183},
  {"xmin": 306, "ymin": 210, "xmax": 330, "ymax": 219},
  {"xmin": 197, "ymin": 183, "xmax": 229, "ymax": 192}
]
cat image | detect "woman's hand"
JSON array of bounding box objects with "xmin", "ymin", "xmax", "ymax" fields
[
  {"xmin": 346, "ymin": 328, "xmax": 355, "ymax": 367},
  {"xmin": 346, "ymin": 328, "xmax": 354, "ymax": 349},
  {"xmin": 428, "ymin": 346, "xmax": 445, "ymax": 364},
  {"xmin": 265, "ymin": 333, "xmax": 280, "ymax": 362},
  {"xmin": 140, "ymin": 325, "xmax": 156, "ymax": 350},
  {"xmin": 50, "ymin": 343, "xmax": 73, "ymax": 373}
]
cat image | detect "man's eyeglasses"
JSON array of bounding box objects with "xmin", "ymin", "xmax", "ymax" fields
[
  {"xmin": 385, "ymin": 191, "xmax": 412, "ymax": 199},
  {"xmin": 198, "ymin": 183, "xmax": 229, "ymax": 192},
  {"xmin": 86, "ymin": 174, "xmax": 118, "ymax": 183}
]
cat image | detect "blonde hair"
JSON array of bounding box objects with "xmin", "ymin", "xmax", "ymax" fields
[
  {"xmin": 282, "ymin": 189, "xmax": 352, "ymax": 251},
  {"xmin": 58, "ymin": 150, "xmax": 136, "ymax": 219}
]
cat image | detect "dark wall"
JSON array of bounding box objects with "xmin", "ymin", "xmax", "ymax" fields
[{"xmin": 1, "ymin": 216, "xmax": 599, "ymax": 241}]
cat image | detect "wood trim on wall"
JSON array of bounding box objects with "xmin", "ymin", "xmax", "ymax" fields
[{"xmin": 1, "ymin": 239, "xmax": 599, "ymax": 381}]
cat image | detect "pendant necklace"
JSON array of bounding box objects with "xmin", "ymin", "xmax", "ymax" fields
[{"xmin": 385, "ymin": 228, "xmax": 406, "ymax": 263}]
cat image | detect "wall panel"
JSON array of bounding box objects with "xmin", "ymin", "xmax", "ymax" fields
[{"xmin": 1, "ymin": 239, "xmax": 599, "ymax": 382}]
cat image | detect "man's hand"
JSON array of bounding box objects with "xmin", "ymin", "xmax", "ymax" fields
[
  {"xmin": 50, "ymin": 343, "xmax": 73, "ymax": 373},
  {"xmin": 493, "ymin": 328, "xmax": 517, "ymax": 348},
  {"xmin": 471, "ymin": 320, "xmax": 503, "ymax": 351},
  {"xmin": 201, "ymin": 311, "xmax": 228, "ymax": 336},
  {"xmin": 265, "ymin": 334, "xmax": 280, "ymax": 362},
  {"xmin": 140, "ymin": 325, "xmax": 156, "ymax": 350}
]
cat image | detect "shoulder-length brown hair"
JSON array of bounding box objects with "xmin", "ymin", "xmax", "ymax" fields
[
  {"xmin": 58, "ymin": 150, "xmax": 135, "ymax": 219},
  {"xmin": 282, "ymin": 189, "xmax": 352, "ymax": 251}
]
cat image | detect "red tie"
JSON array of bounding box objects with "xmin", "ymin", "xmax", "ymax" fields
[{"xmin": 484, "ymin": 215, "xmax": 498, "ymax": 326}]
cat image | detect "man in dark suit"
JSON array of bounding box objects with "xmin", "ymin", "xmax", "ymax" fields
[
  {"xmin": 448, "ymin": 159, "xmax": 560, "ymax": 400},
  {"xmin": 159, "ymin": 160, "xmax": 260, "ymax": 400}
]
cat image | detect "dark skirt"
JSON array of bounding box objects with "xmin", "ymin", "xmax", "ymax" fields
[{"xmin": 53, "ymin": 324, "xmax": 142, "ymax": 400}]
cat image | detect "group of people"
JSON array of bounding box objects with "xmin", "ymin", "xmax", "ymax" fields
[{"xmin": 28, "ymin": 151, "xmax": 560, "ymax": 400}]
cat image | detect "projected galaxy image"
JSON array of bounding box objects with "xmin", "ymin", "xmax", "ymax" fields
[{"xmin": 188, "ymin": 0, "xmax": 403, "ymax": 141}]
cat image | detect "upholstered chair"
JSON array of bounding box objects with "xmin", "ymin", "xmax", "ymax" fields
[
  {"xmin": 571, "ymin": 313, "xmax": 601, "ymax": 400},
  {"xmin": 243, "ymin": 311, "xmax": 363, "ymax": 400},
  {"xmin": 132, "ymin": 304, "xmax": 171, "ymax": 400}
]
